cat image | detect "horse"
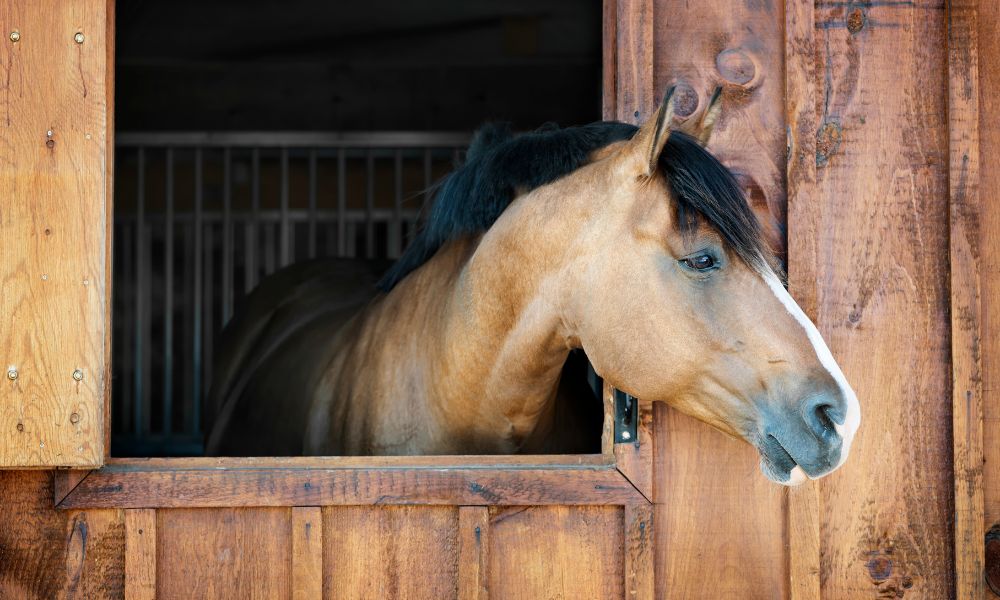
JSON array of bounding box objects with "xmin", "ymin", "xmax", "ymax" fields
[{"xmin": 205, "ymin": 87, "xmax": 861, "ymax": 485}]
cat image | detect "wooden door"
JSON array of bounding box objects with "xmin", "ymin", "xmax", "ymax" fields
[{"xmin": 0, "ymin": 0, "xmax": 113, "ymax": 467}]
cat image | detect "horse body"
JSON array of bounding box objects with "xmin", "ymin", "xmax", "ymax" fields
[{"xmin": 207, "ymin": 89, "xmax": 861, "ymax": 485}]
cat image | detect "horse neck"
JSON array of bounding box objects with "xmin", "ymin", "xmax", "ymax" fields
[{"xmin": 432, "ymin": 190, "xmax": 582, "ymax": 449}]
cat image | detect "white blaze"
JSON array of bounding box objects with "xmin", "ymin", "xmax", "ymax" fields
[{"xmin": 762, "ymin": 270, "xmax": 861, "ymax": 480}]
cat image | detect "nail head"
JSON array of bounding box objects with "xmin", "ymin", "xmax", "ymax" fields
[
  {"xmin": 74, "ymin": 32, "xmax": 85, "ymax": 44},
  {"xmin": 9, "ymin": 31, "xmax": 20, "ymax": 43},
  {"xmin": 72, "ymin": 369, "xmax": 84, "ymax": 381},
  {"xmin": 6, "ymin": 368, "xmax": 17, "ymax": 381}
]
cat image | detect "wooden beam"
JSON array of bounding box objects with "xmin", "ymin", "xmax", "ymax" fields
[
  {"xmin": 458, "ymin": 506, "xmax": 490, "ymax": 600},
  {"xmin": 53, "ymin": 470, "xmax": 93, "ymax": 506},
  {"xmin": 291, "ymin": 507, "xmax": 323, "ymax": 600},
  {"xmin": 784, "ymin": 0, "xmax": 821, "ymax": 598},
  {"xmin": 124, "ymin": 509, "xmax": 156, "ymax": 600},
  {"xmin": 624, "ymin": 503, "xmax": 653, "ymax": 600},
  {"xmin": 948, "ymin": 1, "xmax": 986, "ymax": 597},
  {"xmin": 58, "ymin": 463, "xmax": 647, "ymax": 509}
]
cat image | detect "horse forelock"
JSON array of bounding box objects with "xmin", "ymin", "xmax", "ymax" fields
[{"xmin": 377, "ymin": 122, "xmax": 772, "ymax": 291}]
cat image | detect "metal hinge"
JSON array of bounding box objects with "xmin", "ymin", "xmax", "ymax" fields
[{"xmin": 613, "ymin": 388, "xmax": 639, "ymax": 444}]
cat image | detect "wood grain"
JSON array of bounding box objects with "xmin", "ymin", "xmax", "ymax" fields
[
  {"xmin": 612, "ymin": 0, "xmax": 653, "ymax": 123},
  {"xmin": 157, "ymin": 508, "xmax": 291, "ymax": 599},
  {"xmin": 948, "ymin": 1, "xmax": 986, "ymax": 598},
  {"xmin": 784, "ymin": 0, "xmax": 822, "ymax": 598},
  {"xmin": 0, "ymin": 0, "xmax": 111, "ymax": 467},
  {"xmin": 324, "ymin": 506, "xmax": 458, "ymax": 599},
  {"xmin": 458, "ymin": 506, "xmax": 489, "ymax": 600},
  {"xmin": 0, "ymin": 471, "xmax": 124, "ymax": 598},
  {"xmin": 59, "ymin": 462, "xmax": 646, "ymax": 508},
  {"xmin": 623, "ymin": 503, "xmax": 653, "ymax": 600},
  {"xmin": 979, "ymin": 0, "xmax": 1000, "ymax": 594},
  {"xmin": 487, "ymin": 506, "xmax": 624, "ymax": 600},
  {"xmin": 611, "ymin": 385, "xmax": 654, "ymax": 502},
  {"xmin": 809, "ymin": 1, "xmax": 954, "ymax": 596},
  {"xmin": 291, "ymin": 507, "xmax": 322, "ymax": 600},
  {"xmin": 124, "ymin": 509, "xmax": 155, "ymax": 600}
]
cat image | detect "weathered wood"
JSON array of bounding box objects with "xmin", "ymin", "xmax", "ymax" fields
[
  {"xmin": 324, "ymin": 506, "xmax": 458, "ymax": 599},
  {"xmin": 487, "ymin": 506, "xmax": 623, "ymax": 600},
  {"xmin": 157, "ymin": 508, "xmax": 291, "ymax": 599},
  {"xmin": 602, "ymin": 0, "xmax": 618, "ymax": 121},
  {"xmin": 613, "ymin": 0, "xmax": 653, "ymax": 123},
  {"xmin": 124, "ymin": 509, "xmax": 155, "ymax": 600},
  {"xmin": 53, "ymin": 469, "xmax": 93, "ymax": 504},
  {"xmin": 809, "ymin": 1, "xmax": 953, "ymax": 596},
  {"xmin": 59, "ymin": 461, "xmax": 646, "ymax": 508},
  {"xmin": 623, "ymin": 503, "xmax": 653, "ymax": 600},
  {"xmin": 979, "ymin": 0, "xmax": 1000, "ymax": 595},
  {"xmin": 784, "ymin": 0, "xmax": 822, "ymax": 598},
  {"xmin": 103, "ymin": 454, "xmax": 609, "ymax": 469},
  {"xmin": 458, "ymin": 506, "xmax": 490, "ymax": 600},
  {"xmin": 948, "ymin": 1, "xmax": 986, "ymax": 598},
  {"xmin": 0, "ymin": 0, "xmax": 111, "ymax": 467},
  {"xmin": 0, "ymin": 471, "xmax": 124, "ymax": 598},
  {"xmin": 291, "ymin": 507, "xmax": 322, "ymax": 600}
]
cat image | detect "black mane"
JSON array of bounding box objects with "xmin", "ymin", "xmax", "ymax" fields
[{"xmin": 377, "ymin": 121, "xmax": 766, "ymax": 291}]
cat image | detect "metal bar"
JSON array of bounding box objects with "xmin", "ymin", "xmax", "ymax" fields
[
  {"xmin": 424, "ymin": 147, "xmax": 433, "ymax": 204},
  {"xmin": 308, "ymin": 150, "xmax": 317, "ymax": 259},
  {"xmin": 391, "ymin": 149, "xmax": 403, "ymax": 258},
  {"xmin": 246, "ymin": 148, "xmax": 260, "ymax": 292},
  {"xmin": 163, "ymin": 148, "xmax": 175, "ymax": 437},
  {"xmin": 116, "ymin": 131, "xmax": 471, "ymax": 148},
  {"xmin": 337, "ymin": 149, "xmax": 346, "ymax": 256},
  {"xmin": 279, "ymin": 148, "xmax": 290, "ymax": 267},
  {"xmin": 203, "ymin": 223, "xmax": 214, "ymax": 416},
  {"xmin": 120, "ymin": 220, "xmax": 133, "ymax": 436},
  {"xmin": 222, "ymin": 147, "xmax": 233, "ymax": 324},
  {"xmin": 192, "ymin": 148, "xmax": 204, "ymax": 435},
  {"xmin": 116, "ymin": 208, "xmax": 423, "ymax": 225},
  {"xmin": 365, "ymin": 150, "xmax": 375, "ymax": 259},
  {"xmin": 264, "ymin": 223, "xmax": 276, "ymax": 275},
  {"xmin": 134, "ymin": 148, "xmax": 146, "ymax": 436}
]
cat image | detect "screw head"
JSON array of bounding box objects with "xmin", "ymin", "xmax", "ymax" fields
[
  {"xmin": 6, "ymin": 368, "xmax": 17, "ymax": 381},
  {"xmin": 621, "ymin": 430, "xmax": 631, "ymax": 440},
  {"xmin": 72, "ymin": 369, "xmax": 84, "ymax": 382},
  {"xmin": 9, "ymin": 31, "xmax": 20, "ymax": 43},
  {"xmin": 73, "ymin": 32, "xmax": 84, "ymax": 44}
]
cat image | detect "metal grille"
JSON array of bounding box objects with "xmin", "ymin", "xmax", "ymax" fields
[{"xmin": 111, "ymin": 132, "xmax": 469, "ymax": 456}]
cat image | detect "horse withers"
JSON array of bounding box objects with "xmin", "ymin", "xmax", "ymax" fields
[{"xmin": 205, "ymin": 88, "xmax": 860, "ymax": 486}]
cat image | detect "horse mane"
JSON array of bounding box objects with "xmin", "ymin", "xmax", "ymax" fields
[{"xmin": 377, "ymin": 121, "xmax": 767, "ymax": 291}]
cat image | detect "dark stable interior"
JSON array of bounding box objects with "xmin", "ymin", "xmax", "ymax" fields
[{"xmin": 111, "ymin": 0, "xmax": 605, "ymax": 456}]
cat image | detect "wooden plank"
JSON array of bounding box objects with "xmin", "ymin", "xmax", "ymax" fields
[
  {"xmin": 948, "ymin": 1, "xmax": 986, "ymax": 598},
  {"xmin": 124, "ymin": 509, "xmax": 156, "ymax": 600},
  {"xmin": 808, "ymin": 2, "xmax": 953, "ymax": 597},
  {"xmin": 324, "ymin": 506, "xmax": 458, "ymax": 599},
  {"xmin": 59, "ymin": 463, "xmax": 646, "ymax": 509},
  {"xmin": 651, "ymin": 403, "xmax": 787, "ymax": 598},
  {"xmin": 0, "ymin": 0, "xmax": 111, "ymax": 467},
  {"xmin": 0, "ymin": 471, "xmax": 124, "ymax": 598},
  {"xmin": 291, "ymin": 507, "xmax": 322, "ymax": 600},
  {"xmin": 601, "ymin": 0, "xmax": 617, "ymax": 121},
  {"xmin": 613, "ymin": 0, "xmax": 654, "ymax": 122},
  {"xmin": 784, "ymin": 0, "xmax": 822, "ymax": 598},
  {"xmin": 157, "ymin": 508, "xmax": 291, "ymax": 600},
  {"xmin": 105, "ymin": 454, "xmax": 609, "ymax": 469},
  {"xmin": 458, "ymin": 506, "xmax": 489, "ymax": 600},
  {"xmin": 487, "ymin": 506, "xmax": 623, "ymax": 600},
  {"xmin": 623, "ymin": 503, "xmax": 653, "ymax": 600},
  {"xmin": 981, "ymin": 0, "xmax": 1000, "ymax": 591}
]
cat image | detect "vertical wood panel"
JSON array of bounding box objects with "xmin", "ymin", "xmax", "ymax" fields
[
  {"xmin": 644, "ymin": 1, "xmax": 790, "ymax": 597},
  {"xmin": 623, "ymin": 504, "xmax": 653, "ymax": 600},
  {"xmin": 157, "ymin": 508, "xmax": 291, "ymax": 600},
  {"xmin": 323, "ymin": 506, "xmax": 459, "ymax": 600},
  {"xmin": 487, "ymin": 506, "xmax": 623, "ymax": 600},
  {"xmin": 613, "ymin": 0, "xmax": 653, "ymax": 123},
  {"xmin": 977, "ymin": 0, "xmax": 1000, "ymax": 595},
  {"xmin": 809, "ymin": 1, "xmax": 953, "ymax": 597},
  {"xmin": 458, "ymin": 506, "xmax": 489, "ymax": 600},
  {"xmin": 291, "ymin": 507, "xmax": 322, "ymax": 600},
  {"xmin": 785, "ymin": 0, "xmax": 822, "ymax": 598},
  {"xmin": 125, "ymin": 509, "xmax": 156, "ymax": 600},
  {"xmin": 0, "ymin": 0, "xmax": 111, "ymax": 466},
  {"xmin": 948, "ymin": 1, "xmax": 986, "ymax": 598}
]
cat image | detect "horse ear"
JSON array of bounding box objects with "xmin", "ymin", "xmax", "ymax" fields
[
  {"xmin": 685, "ymin": 86, "xmax": 723, "ymax": 146},
  {"xmin": 630, "ymin": 86, "xmax": 676, "ymax": 177}
]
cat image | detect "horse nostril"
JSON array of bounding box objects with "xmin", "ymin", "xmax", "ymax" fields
[{"xmin": 803, "ymin": 397, "xmax": 840, "ymax": 441}]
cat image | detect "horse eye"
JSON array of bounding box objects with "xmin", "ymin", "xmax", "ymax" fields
[{"xmin": 683, "ymin": 254, "xmax": 716, "ymax": 271}]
